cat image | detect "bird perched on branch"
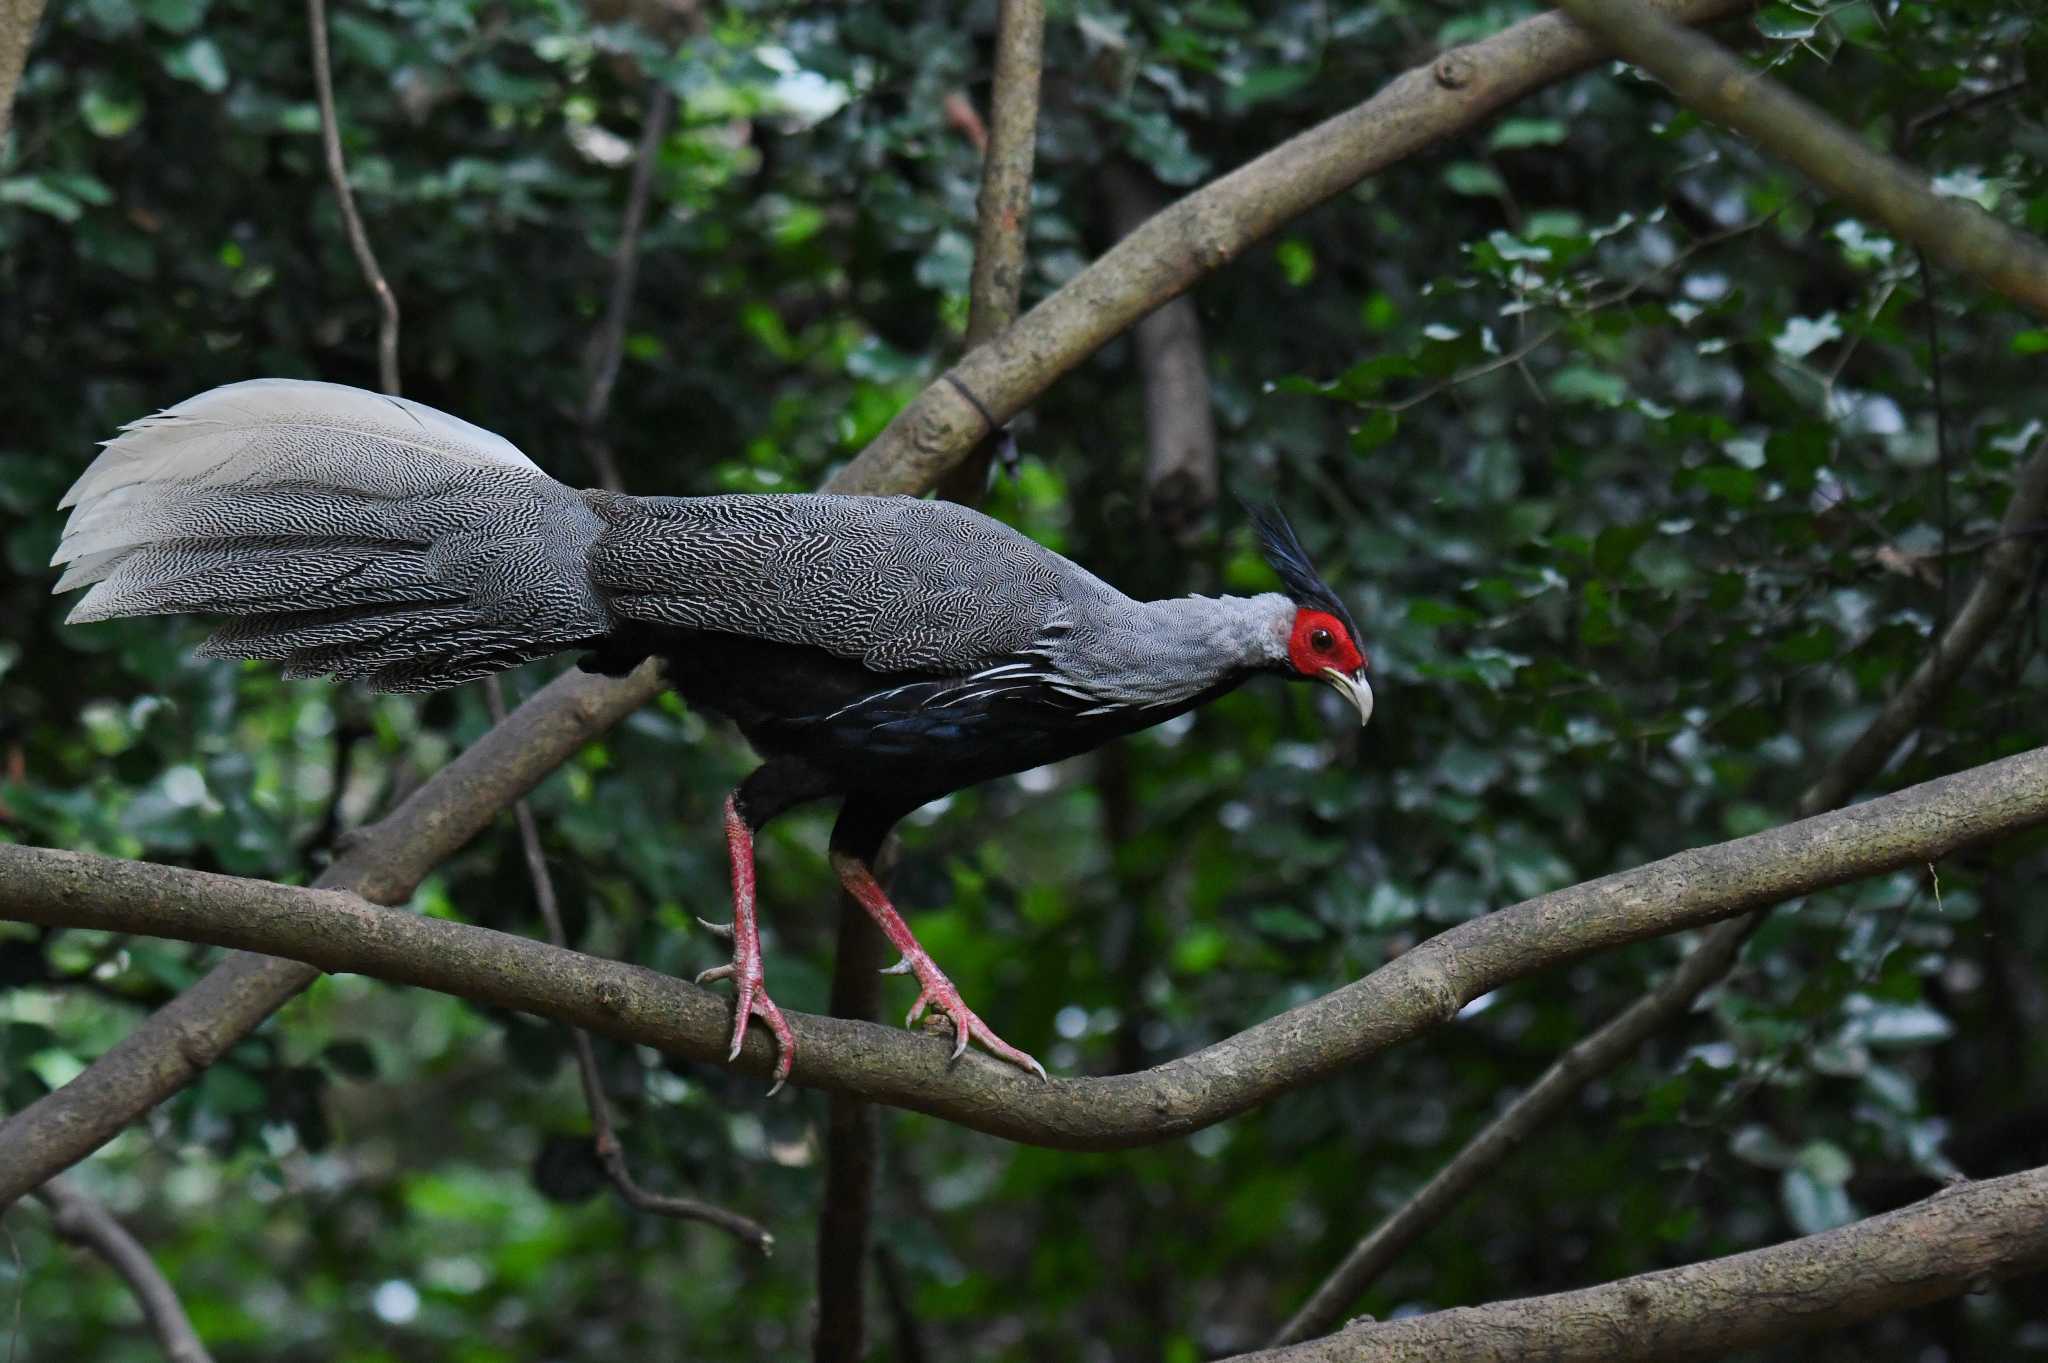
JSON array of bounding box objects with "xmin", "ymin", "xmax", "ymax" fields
[{"xmin": 51, "ymin": 379, "xmax": 1373, "ymax": 1090}]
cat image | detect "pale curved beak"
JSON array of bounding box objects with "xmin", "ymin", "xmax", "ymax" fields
[{"xmin": 1320, "ymin": 666, "xmax": 1374, "ymax": 727}]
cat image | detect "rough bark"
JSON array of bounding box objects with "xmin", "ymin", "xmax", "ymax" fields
[
  {"xmin": 0, "ymin": 0, "xmax": 46, "ymax": 148},
  {"xmin": 1233, "ymin": 1168, "xmax": 2048, "ymax": 1362},
  {"xmin": 1556, "ymin": 0, "xmax": 2048, "ymax": 317},
  {"xmin": 4, "ymin": 743, "xmax": 2045, "ymax": 1178}
]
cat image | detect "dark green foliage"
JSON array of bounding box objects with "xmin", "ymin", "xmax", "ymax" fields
[{"xmin": 3, "ymin": 0, "xmax": 2047, "ymax": 1358}]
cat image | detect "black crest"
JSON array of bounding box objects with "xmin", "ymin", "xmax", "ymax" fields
[{"xmin": 1245, "ymin": 502, "xmax": 1362, "ymax": 645}]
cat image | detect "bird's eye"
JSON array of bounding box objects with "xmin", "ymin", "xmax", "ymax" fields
[{"xmin": 1310, "ymin": 628, "xmax": 1334, "ymax": 651}]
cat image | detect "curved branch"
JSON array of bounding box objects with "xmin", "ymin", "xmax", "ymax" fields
[
  {"xmin": 2, "ymin": 745, "xmax": 2044, "ymax": 1168},
  {"xmin": 832, "ymin": 0, "xmax": 1757, "ymax": 495},
  {"xmin": 35, "ymin": 1177, "xmax": 214, "ymax": 1363},
  {"xmin": 1233, "ymin": 1168, "xmax": 2048, "ymax": 1362},
  {"xmin": 1274, "ymin": 434, "xmax": 2048, "ymax": 1342},
  {"xmin": 1555, "ymin": 0, "xmax": 2048, "ymax": 318}
]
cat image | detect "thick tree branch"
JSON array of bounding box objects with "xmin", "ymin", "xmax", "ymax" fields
[
  {"xmin": 832, "ymin": 0, "xmax": 1757, "ymax": 496},
  {"xmin": 580, "ymin": 85, "xmax": 675, "ymax": 494},
  {"xmin": 936, "ymin": 0, "xmax": 1046, "ymax": 505},
  {"xmin": 1274, "ymin": 435, "xmax": 2048, "ymax": 1342},
  {"xmin": 0, "ymin": 0, "xmax": 46, "ymax": 148},
  {"xmin": 34, "ymin": 1177, "xmax": 214, "ymax": 1363},
  {"xmin": 308, "ymin": 0, "xmax": 401, "ymax": 394},
  {"xmin": 3, "ymin": 745, "xmax": 2045, "ymax": 1169},
  {"xmin": 1233, "ymin": 1168, "xmax": 2048, "ymax": 1363},
  {"xmin": 1555, "ymin": 0, "xmax": 2048, "ymax": 318},
  {"xmin": 0, "ymin": 0, "xmax": 1756, "ymax": 1206},
  {"xmin": 1100, "ymin": 161, "xmax": 1218, "ymax": 541}
]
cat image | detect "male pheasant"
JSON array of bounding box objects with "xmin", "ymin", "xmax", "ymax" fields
[{"xmin": 52, "ymin": 380, "xmax": 1373, "ymax": 1089}]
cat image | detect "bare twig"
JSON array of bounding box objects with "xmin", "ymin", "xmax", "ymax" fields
[
  {"xmin": 1234, "ymin": 1164, "xmax": 2048, "ymax": 1363},
  {"xmin": 35, "ymin": 1177, "xmax": 213, "ymax": 1363},
  {"xmin": 5, "ymin": 744, "xmax": 2047, "ymax": 1163},
  {"xmin": 580, "ymin": 86, "xmax": 676, "ymax": 494},
  {"xmin": 480, "ymin": 683, "xmax": 770, "ymax": 1250},
  {"xmin": 0, "ymin": 0, "xmax": 1762, "ymax": 1203},
  {"xmin": 308, "ymin": 0, "xmax": 401, "ymax": 394},
  {"xmin": 0, "ymin": 0, "xmax": 48, "ymax": 149},
  {"xmin": 1271, "ymin": 437, "xmax": 2048, "ymax": 1343},
  {"xmin": 1555, "ymin": 0, "xmax": 2048, "ymax": 317},
  {"xmin": 936, "ymin": 0, "xmax": 1046, "ymax": 506},
  {"xmin": 1101, "ymin": 161, "xmax": 1218, "ymax": 541}
]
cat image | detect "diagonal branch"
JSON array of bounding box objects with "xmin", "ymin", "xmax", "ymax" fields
[
  {"xmin": 3, "ymin": 743, "xmax": 2046, "ymax": 1172},
  {"xmin": 1231, "ymin": 1166, "xmax": 2048, "ymax": 1363},
  {"xmin": 1272, "ymin": 435, "xmax": 2048, "ymax": 1342},
  {"xmin": 936, "ymin": 0, "xmax": 1046, "ymax": 505},
  {"xmin": 35, "ymin": 1177, "xmax": 214, "ymax": 1363},
  {"xmin": 833, "ymin": 0, "xmax": 1758, "ymax": 495},
  {"xmin": 0, "ymin": 0, "xmax": 1755, "ymax": 1206},
  {"xmin": 1554, "ymin": 0, "xmax": 2048, "ymax": 317}
]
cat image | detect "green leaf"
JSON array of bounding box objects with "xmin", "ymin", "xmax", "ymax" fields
[
  {"xmin": 1548, "ymin": 366, "xmax": 1628, "ymax": 406},
  {"xmin": 0, "ymin": 177, "xmax": 83, "ymax": 221},
  {"xmin": 2012, "ymin": 330, "xmax": 2048, "ymax": 355},
  {"xmin": 1349, "ymin": 409, "xmax": 1399, "ymax": 453},
  {"xmin": 1441, "ymin": 161, "xmax": 1506, "ymax": 197},
  {"xmin": 322, "ymin": 1040, "xmax": 379, "ymax": 1080},
  {"xmin": 164, "ymin": 36, "xmax": 230, "ymax": 93},
  {"xmin": 1274, "ymin": 237, "xmax": 1315, "ymax": 286},
  {"xmin": 80, "ymin": 80, "xmax": 146, "ymax": 137},
  {"xmin": 1488, "ymin": 118, "xmax": 1567, "ymax": 150}
]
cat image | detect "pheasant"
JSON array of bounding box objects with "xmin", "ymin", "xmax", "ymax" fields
[{"xmin": 51, "ymin": 380, "xmax": 1373, "ymax": 1090}]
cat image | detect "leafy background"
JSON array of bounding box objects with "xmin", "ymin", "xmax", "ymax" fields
[{"xmin": 3, "ymin": 0, "xmax": 2046, "ymax": 1358}]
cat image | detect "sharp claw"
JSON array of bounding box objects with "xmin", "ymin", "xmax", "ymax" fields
[
  {"xmin": 1028, "ymin": 1056, "xmax": 1048, "ymax": 1082},
  {"xmin": 950, "ymin": 1021, "xmax": 969, "ymax": 1062},
  {"xmin": 880, "ymin": 956, "xmax": 915, "ymax": 975},
  {"xmin": 696, "ymin": 963, "xmax": 735, "ymax": 985},
  {"xmin": 765, "ymin": 1076, "xmax": 785, "ymax": 1098},
  {"xmin": 696, "ymin": 916, "xmax": 736, "ymax": 941}
]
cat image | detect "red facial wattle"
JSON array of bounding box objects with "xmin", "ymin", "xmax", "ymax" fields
[{"xmin": 1287, "ymin": 609, "xmax": 1365, "ymax": 676}]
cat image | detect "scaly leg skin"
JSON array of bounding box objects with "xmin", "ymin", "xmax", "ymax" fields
[
  {"xmin": 829, "ymin": 849, "xmax": 1048, "ymax": 1082},
  {"xmin": 696, "ymin": 792, "xmax": 797, "ymax": 1094}
]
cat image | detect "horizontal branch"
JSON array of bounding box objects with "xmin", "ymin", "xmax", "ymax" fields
[
  {"xmin": 3, "ymin": 744, "xmax": 2043, "ymax": 1161},
  {"xmin": 1233, "ymin": 1167, "xmax": 2048, "ymax": 1362},
  {"xmin": 1556, "ymin": 0, "xmax": 2048, "ymax": 317},
  {"xmin": 832, "ymin": 0, "xmax": 1755, "ymax": 494}
]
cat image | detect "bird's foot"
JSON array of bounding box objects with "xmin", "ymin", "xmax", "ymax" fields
[
  {"xmin": 696, "ymin": 933, "xmax": 795, "ymax": 1095},
  {"xmin": 887, "ymin": 951, "xmax": 1048, "ymax": 1082}
]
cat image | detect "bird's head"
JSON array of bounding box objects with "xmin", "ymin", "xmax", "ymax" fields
[{"xmin": 1248, "ymin": 503, "xmax": 1373, "ymax": 727}]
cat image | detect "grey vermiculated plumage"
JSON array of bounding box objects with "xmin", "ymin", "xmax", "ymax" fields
[{"xmin": 52, "ymin": 379, "xmax": 1300, "ymax": 705}]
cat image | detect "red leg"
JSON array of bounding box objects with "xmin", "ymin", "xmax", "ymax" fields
[
  {"xmin": 696, "ymin": 792, "xmax": 796, "ymax": 1093},
  {"xmin": 829, "ymin": 850, "xmax": 1047, "ymax": 1081}
]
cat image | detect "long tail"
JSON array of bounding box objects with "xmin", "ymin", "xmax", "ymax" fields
[{"xmin": 52, "ymin": 379, "xmax": 614, "ymax": 692}]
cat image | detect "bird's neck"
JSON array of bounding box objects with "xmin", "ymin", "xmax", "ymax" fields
[{"xmin": 1043, "ymin": 591, "xmax": 1294, "ymax": 711}]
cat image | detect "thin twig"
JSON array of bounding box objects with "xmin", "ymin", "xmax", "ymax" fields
[
  {"xmin": 307, "ymin": 0, "xmax": 400, "ymax": 395},
  {"xmin": 1270, "ymin": 435, "xmax": 2048, "ymax": 1345},
  {"xmin": 934, "ymin": 0, "xmax": 1046, "ymax": 505},
  {"xmin": 35, "ymin": 1178, "xmax": 214, "ymax": 1363},
  {"xmin": 481, "ymin": 682, "xmax": 772, "ymax": 1251},
  {"xmin": 580, "ymin": 86, "xmax": 675, "ymax": 494}
]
